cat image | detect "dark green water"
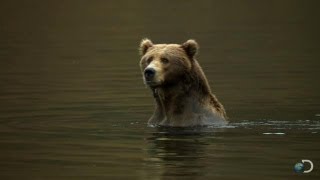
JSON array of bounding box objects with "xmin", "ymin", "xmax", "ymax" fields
[{"xmin": 0, "ymin": 1, "xmax": 320, "ymax": 179}]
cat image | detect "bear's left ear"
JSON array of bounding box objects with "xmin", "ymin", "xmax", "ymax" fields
[
  {"xmin": 181, "ymin": 39, "xmax": 199, "ymax": 58},
  {"xmin": 139, "ymin": 38, "xmax": 153, "ymax": 56}
]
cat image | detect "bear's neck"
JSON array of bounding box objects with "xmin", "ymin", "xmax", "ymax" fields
[
  {"xmin": 148, "ymin": 60, "xmax": 226, "ymax": 126},
  {"xmin": 151, "ymin": 70, "xmax": 212, "ymax": 116}
]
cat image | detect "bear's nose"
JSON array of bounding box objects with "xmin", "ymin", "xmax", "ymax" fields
[{"xmin": 144, "ymin": 68, "xmax": 156, "ymax": 79}]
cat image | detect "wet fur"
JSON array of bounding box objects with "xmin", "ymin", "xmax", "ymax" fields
[{"xmin": 140, "ymin": 39, "xmax": 227, "ymax": 127}]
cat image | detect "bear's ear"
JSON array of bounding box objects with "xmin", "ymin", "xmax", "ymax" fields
[
  {"xmin": 181, "ymin": 39, "xmax": 199, "ymax": 58},
  {"xmin": 139, "ymin": 38, "xmax": 153, "ymax": 56}
]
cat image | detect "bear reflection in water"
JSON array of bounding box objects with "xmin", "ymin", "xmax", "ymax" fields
[
  {"xmin": 144, "ymin": 127, "xmax": 226, "ymax": 178},
  {"xmin": 139, "ymin": 39, "xmax": 227, "ymax": 127}
]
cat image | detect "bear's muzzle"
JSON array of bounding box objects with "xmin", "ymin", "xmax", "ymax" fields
[{"xmin": 144, "ymin": 68, "xmax": 156, "ymax": 79}]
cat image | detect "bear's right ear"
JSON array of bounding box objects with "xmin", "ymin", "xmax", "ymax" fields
[{"xmin": 139, "ymin": 38, "xmax": 153, "ymax": 56}]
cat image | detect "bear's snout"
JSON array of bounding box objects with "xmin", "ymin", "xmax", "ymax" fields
[{"xmin": 144, "ymin": 68, "xmax": 156, "ymax": 80}]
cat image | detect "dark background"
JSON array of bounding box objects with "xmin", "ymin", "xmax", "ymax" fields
[{"xmin": 0, "ymin": 0, "xmax": 319, "ymax": 179}]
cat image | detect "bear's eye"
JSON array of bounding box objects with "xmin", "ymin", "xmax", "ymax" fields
[
  {"xmin": 161, "ymin": 58, "xmax": 169, "ymax": 64},
  {"xmin": 146, "ymin": 57, "xmax": 153, "ymax": 64}
]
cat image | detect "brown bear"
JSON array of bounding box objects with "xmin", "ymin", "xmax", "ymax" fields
[{"xmin": 139, "ymin": 38, "xmax": 227, "ymax": 127}]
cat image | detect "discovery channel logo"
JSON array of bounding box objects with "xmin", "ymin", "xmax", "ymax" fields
[{"xmin": 294, "ymin": 160, "xmax": 314, "ymax": 173}]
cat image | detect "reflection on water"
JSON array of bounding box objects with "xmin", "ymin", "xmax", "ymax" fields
[
  {"xmin": 143, "ymin": 121, "xmax": 320, "ymax": 179},
  {"xmin": 0, "ymin": 0, "xmax": 320, "ymax": 179},
  {"xmin": 145, "ymin": 132, "xmax": 209, "ymax": 178},
  {"xmin": 3, "ymin": 120, "xmax": 313, "ymax": 179}
]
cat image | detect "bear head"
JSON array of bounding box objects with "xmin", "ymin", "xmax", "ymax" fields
[{"xmin": 139, "ymin": 38, "xmax": 199, "ymax": 88}]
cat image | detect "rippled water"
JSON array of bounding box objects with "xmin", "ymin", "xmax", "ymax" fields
[{"xmin": 0, "ymin": 1, "xmax": 320, "ymax": 179}]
